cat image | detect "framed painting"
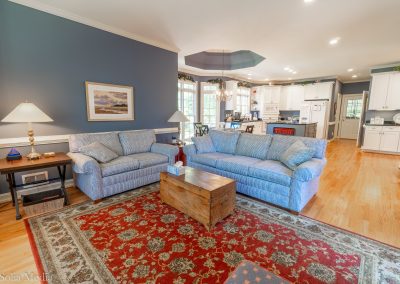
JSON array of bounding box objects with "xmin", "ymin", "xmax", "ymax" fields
[{"xmin": 85, "ymin": 81, "xmax": 134, "ymax": 121}]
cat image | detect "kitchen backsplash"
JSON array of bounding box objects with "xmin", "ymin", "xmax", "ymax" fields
[{"xmin": 366, "ymin": 110, "xmax": 400, "ymax": 122}]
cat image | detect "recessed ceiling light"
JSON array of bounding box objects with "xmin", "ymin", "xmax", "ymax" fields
[
  {"xmin": 269, "ymin": 82, "xmax": 272, "ymax": 86},
  {"xmin": 288, "ymin": 77, "xmax": 292, "ymax": 80},
  {"xmin": 329, "ymin": 37, "xmax": 341, "ymax": 45},
  {"xmin": 247, "ymin": 73, "xmax": 252, "ymax": 76},
  {"xmin": 247, "ymin": 77, "xmax": 251, "ymax": 80},
  {"xmin": 304, "ymin": 0, "xmax": 314, "ymax": 3},
  {"xmin": 265, "ymin": 78, "xmax": 269, "ymax": 81},
  {"xmin": 292, "ymin": 71, "xmax": 297, "ymax": 74},
  {"xmin": 284, "ymin": 67, "xmax": 290, "ymax": 71},
  {"xmin": 352, "ymin": 74, "xmax": 358, "ymax": 78},
  {"xmin": 347, "ymin": 68, "xmax": 354, "ymax": 72}
]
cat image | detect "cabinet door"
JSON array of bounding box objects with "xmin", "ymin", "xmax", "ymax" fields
[
  {"xmin": 270, "ymin": 86, "xmax": 281, "ymax": 104},
  {"xmin": 263, "ymin": 86, "xmax": 272, "ymax": 104},
  {"xmin": 363, "ymin": 127, "xmax": 382, "ymax": 150},
  {"xmin": 289, "ymin": 85, "xmax": 304, "ymax": 110},
  {"xmin": 380, "ymin": 131, "xmax": 400, "ymax": 152},
  {"xmin": 279, "ymin": 86, "xmax": 289, "ymax": 110},
  {"xmin": 304, "ymin": 84, "xmax": 317, "ymax": 100},
  {"xmin": 316, "ymin": 82, "xmax": 333, "ymax": 100},
  {"xmin": 369, "ymin": 74, "xmax": 389, "ymax": 110},
  {"xmin": 386, "ymin": 73, "xmax": 400, "ymax": 110}
]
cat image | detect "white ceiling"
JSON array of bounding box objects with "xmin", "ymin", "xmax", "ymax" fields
[{"xmin": 11, "ymin": 0, "xmax": 400, "ymax": 83}]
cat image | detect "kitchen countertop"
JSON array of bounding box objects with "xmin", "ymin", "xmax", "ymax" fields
[
  {"xmin": 266, "ymin": 121, "xmax": 318, "ymax": 125},
  {"xmin": 365, "ymin": 122, "xmax": 400, "ymax": 126}
]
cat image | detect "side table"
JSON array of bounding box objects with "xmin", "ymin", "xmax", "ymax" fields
[{"xmin": 0, "ymin": 152, "xmax": 72, "ymax": 220}]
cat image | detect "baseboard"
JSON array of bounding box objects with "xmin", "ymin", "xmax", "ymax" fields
[{"xmin": 0, "ymin": 179, "xmax": 75, "ymax": 204}]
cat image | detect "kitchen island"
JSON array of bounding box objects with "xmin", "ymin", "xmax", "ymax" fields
[{"xmin": 266, "ymin": 121, "xmax": 317, "ymax": 138}]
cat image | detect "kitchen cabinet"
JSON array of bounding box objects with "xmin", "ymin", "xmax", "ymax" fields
[
  {"xmin": 263, "ymin": 86, "xmax": 281, "ymax": 104},
  {"xmin": 363, "ymin": 126, "xmax": 382, "ymax": 151},
  {"xmin": 369, "ymin": 72, "xmax": 400, "ymax": 110},
  {"xmin": 304, "ymin": 82, "xmax": 333, "ymax": 101},
  {"xmin": 280, "ymin": 85, "xmax": 304, "ymax": 110},
  {"xmin": 363, "ymin": 126, "xmax": 400, "ymax": 153}
]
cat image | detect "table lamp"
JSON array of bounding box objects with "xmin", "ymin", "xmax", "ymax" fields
[
  {"xmin": 1, "ymin": 102, "xmax": 53, "ymax": 160},
  {"xmin": 168, "ymin": 110, "xmax": 189, "ymax": 142}
]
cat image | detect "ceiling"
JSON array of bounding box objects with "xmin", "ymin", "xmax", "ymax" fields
[{"xmin": 11, "ymin": 0, "xmax": 400, "ymax": 83}]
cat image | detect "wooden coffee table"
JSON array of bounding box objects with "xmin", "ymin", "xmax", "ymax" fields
[{"xmin": 160, "ymin": 167, "xmax": 236, "ymax": 230}]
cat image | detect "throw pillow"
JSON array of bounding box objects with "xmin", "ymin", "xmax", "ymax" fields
[
  {"xmin": 235, "ymin": 133, "xmax": 272, "ymax": 160},
  {"xmin": 80, "ymin": 142, "xmax": 118, "ymax": 163},
  {"xmin": 208, "ymin": 130, "xmax": 240, "ymax": 154},
  {"xmin": 119, "ymin": 130, "xmax": 156, "ymax": 155},
  {"xmin": 191, "ymin": 135, "xmax": 216, "ymax": 153},
  {"xmin": 279, "ymin": 140, "xmax": 314, "ymax": 170}
]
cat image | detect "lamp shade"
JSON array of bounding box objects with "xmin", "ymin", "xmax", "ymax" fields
[
  {"xmin": 168, "ymin": 110, "xmax": 189, "ymax": 123},
  {"xmin": 1, "ymin": 102, "xmax": 53, "ymax": 123}
]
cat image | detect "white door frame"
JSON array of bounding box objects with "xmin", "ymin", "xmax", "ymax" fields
[{"xmin": 338, "ymin": 94, "xmax": 363, "ymax": 139}]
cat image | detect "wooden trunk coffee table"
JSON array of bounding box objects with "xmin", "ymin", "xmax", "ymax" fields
[{"xmin": 160, "ymin": 167, "xmax": 236, "ymax": 230}]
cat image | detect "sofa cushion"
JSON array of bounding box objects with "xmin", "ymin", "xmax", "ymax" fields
[
  {"xmin": 128, "ymin": 152, "xmax": 168, "ymax": 169},
  {"xmin": 191, "ymin": 135, "xmax": 216, "ymax": 154},
  {"xmin": 69, "ymin": 132, "xmax": 123, "ymax": 156},
  {"xmin": 209, "ymin": 130, "xmax": 240, "ymax": 154},
  {"xmin": 119, "ymin": 130, "xmax": 156, "ymax": 155},
  {"xmin": 80, "ymin": 142, "xmax": 118, "ymax": 163},
  {"xmin": 235, "ymin": 133, "xmax": 272, "ymax": 160},
  {"xmin": 191, "ymin": 152, "xmax": 234, "ymax": 167},
  {"xmin": 100, "ymin": 156, "xmax": 140, "ymax": 177},
  {"xmin": 280, "ymin": 140, "xmax": 315, "ymax": 170},
  {"xmin": 248, "ymin": 160, "xmax": 293, "ymax": 187},
  {"xmin": 216, "ymin": 156, "xmax": 261, "ymax": 176},
  {"xmin": 267, "ymin": 135, "xmax": 327, "ymax": 161}
]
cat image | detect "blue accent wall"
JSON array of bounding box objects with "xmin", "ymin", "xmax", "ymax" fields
[
  {"xmin": 0, "ymin": 1, "xmax": 178, "ymax": 139},
  {"xmin": 341, "ymin": 81, "xmax": 370, "ymax": 94},
  {"xmin": 0, "ymin": 2, "xmax": 178, "ymax": 195}
]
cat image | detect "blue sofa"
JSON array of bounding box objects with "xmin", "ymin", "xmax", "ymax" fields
[
  {"xmin": 184, "ymin": 130, "xmax": 327, "ymax": 212},
  {"xmin": 68, "ymin": 130, "xmax": 178, "ymax": 201}
]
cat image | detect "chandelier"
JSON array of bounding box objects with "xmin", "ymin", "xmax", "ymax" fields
[{"xmin": 216, "ymin": 50, "xmax": 232, "ymax": 102}]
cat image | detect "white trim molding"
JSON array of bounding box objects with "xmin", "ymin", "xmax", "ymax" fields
[
  {"xmin": 9, "ymin": 0, "xmax": 179, "ymax": 53},
  {"xmin": 0, "ymin": 127, "xmax": 179, "ymax": 149}
]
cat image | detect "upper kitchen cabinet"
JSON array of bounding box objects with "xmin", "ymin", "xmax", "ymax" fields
[
  {"xmin": 264, "ymin": 86, "xmax": 281, "ymax": 104},
  {"xmin": 304, "ymin": 82, "xmax": 333, "ymax": 100},
  {"xmin": 369, "ymin": 72, "xmax": 400, "ymax": 110},
  {"xmin": 280, "ymin": 85, "xmax": 304, "ymax": 110}
]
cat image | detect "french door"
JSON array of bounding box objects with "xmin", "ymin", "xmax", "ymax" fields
[
  {"xmin": 178, "ymin": 80, "xmax": 197, "ymax": 142},
  {"xmin": 200, "ymin": 82, "xmax": 220, "ymax": 128}
]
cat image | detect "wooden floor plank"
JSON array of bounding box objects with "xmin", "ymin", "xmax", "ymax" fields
[{"xmin": 0, "ymin": 139, "xmax": 399, "ymax": 281}]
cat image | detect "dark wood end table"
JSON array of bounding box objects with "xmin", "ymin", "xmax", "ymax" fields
[{"xmin": 0, "ymin": 152, "xmax": 72, "ymax": 220}]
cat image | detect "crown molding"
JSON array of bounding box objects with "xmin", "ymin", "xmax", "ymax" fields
[{"xmin": 9, "ymin": 0, "xmax": 179, "ymax": 53}]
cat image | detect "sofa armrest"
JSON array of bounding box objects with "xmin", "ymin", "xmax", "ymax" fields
[
  {"xmin": 293, "ymin": 158, "xmax": 327, "ymax": 182},
  {"xmin": 150, "ymin": 143, "xmax": 179, "ymax": 164},
  {"xmin": 67, "ymin": 152, "xmax": 101, "ymax": 174},
  {"xmin": 183, "ymin": 144, "xmax": 197, "ymax": 161}
]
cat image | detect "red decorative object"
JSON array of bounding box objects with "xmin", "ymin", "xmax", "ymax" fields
[
  {"xmin": 73, "ymin": 192, "xmax": 359, "ymax": 283},
  {"xmin": 273, "ymin": 127, "xmax": 295, "ymax": 136},
  {"xmin": 175, "ymin": 146, "xmax": 186, "ymax": 165}
]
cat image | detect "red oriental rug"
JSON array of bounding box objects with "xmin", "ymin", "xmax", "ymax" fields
[{"xmin": 25, "ymin": 184, "xmax": 400, "ymax": 284}]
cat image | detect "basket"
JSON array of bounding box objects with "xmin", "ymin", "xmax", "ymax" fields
[{"xmin": 22, "ymin": 188, "xmax": 64, "ymax": 217}]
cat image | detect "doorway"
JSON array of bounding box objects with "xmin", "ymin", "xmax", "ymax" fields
[{"xmin": 339, "ymin": 94, "xmax": 363, "ymax": 139}]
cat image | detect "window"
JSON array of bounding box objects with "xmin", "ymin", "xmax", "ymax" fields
[
  {"xmin": 201, "ymin": 83, "xmax": 220, "ymax": 128},
  {"xmin": 236, "ymin": 87, "xmax": 250, "ymax": 115},
  {"xmin": 345, "ymin": 98, "xmax": 362, "ymax": 119},
  {"xmin": 178, "ymin": 80, "xmax": 197, "ymax": 142}
]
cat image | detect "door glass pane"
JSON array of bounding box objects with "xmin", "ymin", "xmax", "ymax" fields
[
  {"xmin": 178, "ymin": 80, "xmax": 197, "ymax": 142},
  {"xmin": 345, "ymin": 99, "xmax": 362, "ymax": 119}
]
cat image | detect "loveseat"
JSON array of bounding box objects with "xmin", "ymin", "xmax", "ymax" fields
[
  {"xmin": 68, "ymin": 130, "xmax": 178, "ymax": 201},
  {"xmin": 183, "ymin": 130, "xmax": 327, "ymax": 212}
]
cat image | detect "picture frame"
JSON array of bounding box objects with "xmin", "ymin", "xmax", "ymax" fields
[{"xmin": 85, "ymin": 81, "xmax": 134, "ymax": 121}]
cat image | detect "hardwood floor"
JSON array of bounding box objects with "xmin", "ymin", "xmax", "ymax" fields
[
  {"xmin": 302, "ymin": 139, "xmax": 400, "ymax": 248},
  {"xmin": 0, "ymin": 139, "xmax": 399, "ymax": 282}
]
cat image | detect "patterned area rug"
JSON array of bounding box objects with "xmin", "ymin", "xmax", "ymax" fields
[{"xmin": 25, "ymin": 184, "xmax": 400, "ymax": 284}]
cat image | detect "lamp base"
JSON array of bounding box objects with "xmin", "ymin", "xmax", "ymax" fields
[{"xmin": 27, "ymin": 151, "xmax": 41, "ymax": 160}]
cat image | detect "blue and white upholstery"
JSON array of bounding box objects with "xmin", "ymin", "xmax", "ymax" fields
[
  {"xmin": 68, "ymin": 130, "xmax": 178, "ymax": 200},
  {"xmin": 184, "ymin": 132, "xmax": 327, "ymax": 212}
]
